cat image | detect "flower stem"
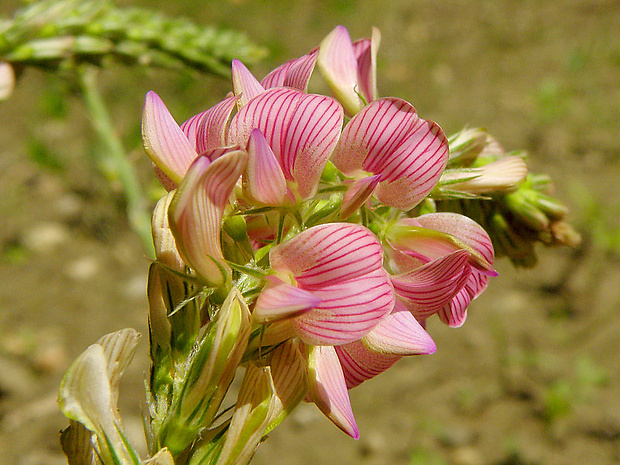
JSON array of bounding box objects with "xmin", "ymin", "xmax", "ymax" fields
[{"xmin": 78, "ymin": 66, "xmax": 154, "ymax": 258}]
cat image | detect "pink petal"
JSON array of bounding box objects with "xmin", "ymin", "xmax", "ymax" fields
[
  {"xmin": 351, "ymin": 27, "xmax": 380, "ymax": 102},
  {"xmin": 413, "ymin": 213, "xmax": 495, "ymax": 267},
  {"xmin": 391, "ymin": 250, "xmax": 472, "ymax": 318},
  {"xmin": 336, "ymin": 342, "xmax": 400, "ymax": 389},
  {"xmin": 245, "ymin": 129, "xmax": 288, "ymax": 205},
  {"xmin": 332, "ymin": 98, "xmax": 449, "ymax": 210},
  {"xmin": 270, "ymin": 223, "xmax": 384, "ymax": 288},
  {"xmin": 253, "ymin": 277, "xmax": 321, "ymax": 323},
  {"xmin": 307, "ymin": 345, "xmax": 359, "ymax": 439},
  {"xmin": 179, "ymin": 111, "xmax": 203, "ymax": 151},
  {"xmin": 261, "ymin": 49, "xmax": 318, "ymax": 92},
  {"xmin": 286, "ymin": 93, "xmax": 344, "ymax": 199},
  {"xmin": 232, "ymin": 59, "xmax": 266, "ymax": 108},
  {"xmin": 438, "ymin": 286, "xmax": 471, "ymax": 327},
  {"xmin": 294, "ymin": 268, "xmax": 394, "ymax": 346},
  {"xmin": 228, "ymin": 88, "xmax": 343, "ymax": 200},
  {"xmin": 318, "ymin": 25, "xmax": 364, "ymax": 115},
  {"xmin": 169, "ymin": 149, "xmax": 247, "ymax": 287},
  {"xmin": 389, "ymin": 217, "xmax": 497, "ymax": 276},
  {"xmin": 340, "ymin": 174, "xmax": 381, "ymax": 220},
  {"xmin": 438, "ymin": 270, "xmax": 490, "ymax": 327},
  {"xmin": 142, "ymin": 91, "xmax": 199, "ymax": 185},
  {"xmin": 183, "ymin": 95, "xmax": 239, "ymax": 154},
  {"xmin": 362, "ymin": 300, "xmax": 436, "ymax": 355}
]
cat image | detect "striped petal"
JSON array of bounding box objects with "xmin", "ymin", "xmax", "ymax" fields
[
  {"xmin": 438, "ymin": 286, "xmax": 471, "ymax": 328},
  {"xmin": 169, "ymin": 149, "xmax": 247, "ymax": 287},
  {"xmin": 391, "ymin": 250, "xmax": 471, "ymax": 318},
  {"xmin": 409, "ymin": 213, "xmax": 496, "ymax": 273},
  {"xmin": 253, "ymin": 277, "xmax": 321, "ymax": 323},
  {"xmin": 340, "ymin": 174, "xmax": 381, "ymax": 220},
  {"xmin": 244, "ymin": 129, "xmax": 287, "ymax": 205},
  {"xmin": 260, "ymin": 48, "xmax": 318, "ymax": 92},
  {"xmin": 388, "ymin": 217, "xmax": 497, "ymax": 276},
  {"xmin": 318, "ymin": 25, "xmax": 365, "ymax": 115},
  {"xmin": 438, "ymin": 270, "xmax": 490, "ymax": 327},
  {"xmin": 228, "ymin": 87, "xmax": 343, "ymax": 200},
  {"xmin": 332, "ymin": 98, "xmax": 449, "ymax": 210},
  {"xmin": 142, "ymin": 91, "xmax": 199, "ymax": 186},
  {"xmin": 337, "ymin": 342, "xmax": 400, "ymax": 390},
  {"xmin": 270, "ymin": 223, "xmax": 384, "ymax": 288},
  {"xmin": 362, "ymin": 300, "xmax": 436, "ymax": 355},
  {"xmin": 266, "ymin": 339, "xmax": 308, "ymax": 432},
  {"xmin": 293, "ymin": 268, "xmax": 394, "ymax": 346},
  {"xmin": 307, "ymin": 345, "xmax": 359, "ymax": 438},
  {"xmin": 232, "ymin": 59, "xmax": 266, "ymax": 108},
  {"xmin": 182, "ymin": 95, "xmax": 239, "ymax": 154}
]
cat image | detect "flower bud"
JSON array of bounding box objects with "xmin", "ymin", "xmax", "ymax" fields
[
  {"xmin": 441, "ymin": 156, "xmax": 527, "ymax": 195},
  {"xmin": 448, "ymin": 128, "xmax": 488, "ymax": 165},
  {"xmin": 158, "ymin": 288, "xmax": 251, "ymax": 456},
  {"xmin": 59, "ymin": 330, "xmax": 141, "ymax": 465}
]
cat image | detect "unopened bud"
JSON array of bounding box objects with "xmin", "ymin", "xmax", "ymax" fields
[
  {"xmin": 215, "ymin": 365, "xmax": 276, "ymax": 465},
  {"xmin": 158, "ymin": 288, "xmax": 251, "ymax": 456},
  {"xmin": 503, "ymin": 189, "xmax": 550, "ymax": 231},
  {"xmin": 152, "ymin": 192, "xmax": 185, "ymax": 271},
  {"xmin": 448, "ymin": 128, "xmax": 488, "ymax": 165},
  {"xmin": 443, "ymin": 156, "xmax": 528, "ymax": 195}
]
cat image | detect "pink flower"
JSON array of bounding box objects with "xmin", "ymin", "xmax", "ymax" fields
[
  {"xmin": 254, "ymin": 223, "xmax": 394, "ymax": 345},
  {"xmin": 143, "ymin": 61, "xmax": 343, "ymax": 204},
  {"xmin": 227, "ymin": 87, "xmax": 343, "ymax": 202},
  {"xmin": 387, "ymin": 212, "xmax": 497, "ymax": 327},
  {"xmin": 331, "ymin": 97, "xmax": 449, "ymax": 213},
  {"xmin": 254, "ymin": 223, "xmax": 395, "ymax": 438}
]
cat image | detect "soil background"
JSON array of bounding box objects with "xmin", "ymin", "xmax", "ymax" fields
[{"xmin": 1, "ymin": 1, "xmax": 619, "ymax": 464}]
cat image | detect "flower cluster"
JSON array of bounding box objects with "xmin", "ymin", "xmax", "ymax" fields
[{"xmin": 140, "ymin": 25, "xmax": 498, "ymax": 462}]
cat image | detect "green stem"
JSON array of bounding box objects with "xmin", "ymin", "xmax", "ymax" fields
[{"xmin": 78, "ymin": 66, "xmax": 154, "ymax": 258}]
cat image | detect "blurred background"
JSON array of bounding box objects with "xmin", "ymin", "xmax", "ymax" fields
[{"xmin": 0, "ymin": 1, "xmax": 619, "ymax": 464}]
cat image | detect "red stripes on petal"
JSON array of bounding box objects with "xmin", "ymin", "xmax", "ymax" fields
[
  {"xmin": 294, "ymin": 269, "xmax": 394, "ymax": 346},
  {"xmin": 332, "ymin": 98, "xmax": 449, "ymax": 210},
  {"xmin": 169, "ymin": 150, "xmax": 247, "ymax": 287},
  {"xmin": 285, "ymin": 94, "xmax": 343, "ymax": 199},
  {"xmin": 228, "ymin": 88, "xmax": 343, "ymax": 201},
  {"xmin": 194, "ymin": 95, "xmax": 239, "ymax": 154},
  {"xmin": 307, "ymin": 345, "xmax": 359, "ymax": 438},
  {"xmin": 336, "ymin": 342, "xmax": 400, "ymax": 389},
  {"xmin": 261, "ymin": 49, "xmax": 318, "ymax": 92},
  {"xmin": 391, "ymin": 250, "xmax": 471, "ymax": 318},
  {"xmin": 415, "ymin": 212, "xmax": 495, "ymax": 269},
  {"xmin": 270, "ymin": 223, "xmax": 383, "ymax": 287}
]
